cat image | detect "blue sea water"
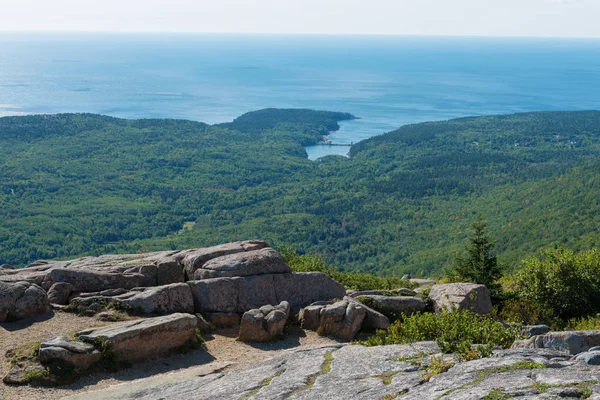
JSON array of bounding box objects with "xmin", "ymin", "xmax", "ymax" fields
[{"xmin": 1, "ymin": 33, "xmax": 600, "ymax": 159}]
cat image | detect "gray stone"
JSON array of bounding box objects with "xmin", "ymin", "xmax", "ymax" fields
[
  {"xmin": 39, "ymin": 336, "xmax": 103, "ymax": 370},
  {"xmin": 523, "ymin": 324, "xmax": 551, "ymax": 338},
  {"xmin": 181, "ymin": 240, "xmax": 269, "ymax": 279},
  {"xmin": 155, "ymin": 259, "xmax": 184, "ymax": 286},
  {"xmin": 348, "ymin": 288, "xmax": 417, "ymax": 298},
  {"xmin": 429, "ymin": 283, "xmax": 492, "ymax": 314},
  {"xmin": 59, "ymin": 340, "xmax": 600, "ymax": 400},
  {"xmin": 238, "ymin": 301, "xmax": 290, "ymax": 342},
  {"xmin": 319, "ymin": 300, "xmax": 366, "ymax": 341},
  {"xmin": 575, "ymin": 351, "xmax": 600, "ymax": 365},
  {"xmin": 3, "ymin": 365, "xmax": 49, "ymax": 385},
  {"xmin": 0, "ymin": 264, "xmax": 14, "ymax": 269},
  {"xmin": 0, "ymin": 281, "xmax": 51, "ymax": 322},
  {"xmin": 299, "ymin": 305, "xmax": 325, "ymax": 330},
  {"xmin": 193, "ymin": 247, "xmax": 291, "ymax": 279},
  {"xmin": 345, "ymin": 297, "xmax": 390, "ymax": 330},
  {"xmin": 47, "ymin": 282, "xmax": 74, "ymax": 305},
  {"xmin": 42, "ymin": 268, "xmax": 152, "ymax": 293},
  {"xmin": 354, "ymin": 294, "xmax": 426, "ymax": 319},
  {"xmin": 118, "ymin": 283, "xmax": 194, "ymax": 314},
  {"xmin": 512, "ymin": 331, "xmax": 600, "ymax": 355},
  {"xmin": 409, "ymin": 278, "xmax": 436, "ymax": 287},
  {"xmin": 187, "ymin": 272, "xmax": 345, "ymax": 314},
  {"xmin": 76, "ymin": 313, "xmax": 199, "ymax": 362}
]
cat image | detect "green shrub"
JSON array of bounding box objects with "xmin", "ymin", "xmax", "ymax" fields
[
  {"xmin": 360, "ymin": 311, "xmax": 521, "ymax": 360},
  {"xmin": 513, "ymin": 247, "xmax": 600, "ymax": 322},
  {"xmin": 497, "ymin": 299, "xmax": 542, "ymax": 325},
  {"xmin": 565, "ymin": 315, "xmax": 600, "ymax": 331}
]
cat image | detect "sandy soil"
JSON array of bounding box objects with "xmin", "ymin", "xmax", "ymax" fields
[{"xmin": 0, "ymin": 311, "xmax": 339, "ymax": 400}]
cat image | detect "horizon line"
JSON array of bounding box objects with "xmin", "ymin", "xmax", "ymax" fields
[{"xmin": 1, "ymin": 31, "xmax": 599, "ymax": 40}]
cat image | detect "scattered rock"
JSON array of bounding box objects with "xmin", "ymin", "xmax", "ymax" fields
[
  {"xmin": 299, "ymin": 304, "xmax": 325, "ymax": 330},
  {"xmin": 513, "ymin": 330, "xmax": 600, "ymax": 355},
  {"xmin": 3, "ymin": 365, "xmax": 49, "ymax": 385},
  {"xmin": 238, "ymin": 301, "xmax": 290, "ymax": 342},
  {"xmin": 76, "ymin": 313, "xmax": 199, "ymax": 362},
  {"xmin": 39, "ymin": 336, "xmax": 103, "ymax": 370},
  {"xmin": 345, "ymin": 297, "xmax": 390, "ymax": 330},
  {"xmin": 348, "ymin": 288, "xmax": 417, "ymax": 297},
  {"xmin": 193, "ymin": 247, "xmax": 291, "ymax": 279},
  {"xmin": 354, "ymin": 294, "xmax": 425, "ymax": 319},
  {"xmin": 47, "ymin": 282, "xmax": 74, "ymax": 305},
  {"xmin": 318, "ymin": 299, "xmax": 366, "ymax": 341},
  {"xmin": 0, "ymin": 281, "xmax": 51, "ymax": 322},
  {"xmin": 428, "ymin": 283, "xmax": 492, "ymax": 314},
  {"xmin": 523, "ymin": 324, "xmax": 551, "ymax": 338},
  {"xmin": 1, "ymin": 263, "xmax": 14, "ymax": 269},
  {"xmin": 575, "ymin": 351, "xmax": 600, "ymax": 365}
]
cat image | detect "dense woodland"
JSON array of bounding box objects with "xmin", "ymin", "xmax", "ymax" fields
[{"xmin": 1, "ymin": 109, "xmax": 600, "ymax": 277}]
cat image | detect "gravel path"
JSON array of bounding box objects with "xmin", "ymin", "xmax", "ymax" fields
[{"xmin": 0, "ymin": 312, "xmax": 339, "ymax": 400}]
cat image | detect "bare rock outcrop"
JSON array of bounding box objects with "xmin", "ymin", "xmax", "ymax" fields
[
  {"xmin": 428, "ymin": 282, "xmax": 492, "ymax": 314},
  {"xmin": 299, "ymin": 299, "xmax": 366, "ymax": 341},
  {"xmin": 187, "ymin": 271, "xmax": 345, "ymax": 314},
  {"xmin": 39, "ymin": 336, "xmax": 102, "ymax": 370},
  {"xmin": 238, "ymin": 301, "xmax": 290, "ymax": 342},
  {"xmin": 0, "ymin": 281, "xmax": 51, "ymax": 322},
  {"xmin": 76, "ymin": 313, "xmax": 199, "ymax": 362},
  {"xmin": 354, "ymin": 294, "xmax": 426, "ymax": 320}
]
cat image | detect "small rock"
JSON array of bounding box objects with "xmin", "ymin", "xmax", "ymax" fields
[
  {"xmin": 354, "ymin": 295, "xmax": 425, "ymax": 320},
  {"xmin": 318, "ymin": 300, "xmax": 366, "ymax": 341},
  {"xmin": 575, "ymin": 351, "xmax": 600, "ymax": 365},
  {"xmin": 47, "ymin": 282, "xmax": 73, "ymax": 305},
  {"xmin": 238, "ymin": 301, "xmax": 290, "ymax": 342},
  {"xmin": 428, "ymin": 283, "xmax": 492, "ymax": 314},
  {"xmin": 3, "ymin": 365, "xmax": 48, "ymax": 385},
  {"xmin": 39, "ymin": 336, "xmax": 103, "ymax": 370},
  {"xmin": 523, "ymin": 324, "xmax": 550, "ymax": 338}
]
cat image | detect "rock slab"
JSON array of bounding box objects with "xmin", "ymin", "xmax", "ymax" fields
[
  {"xmin": 428, "ymin": 282, "xmax": 492, "ymax": 314},
  {"xmin": 76, "ymin": 313, "xmax": 198, "ymax": 362}
]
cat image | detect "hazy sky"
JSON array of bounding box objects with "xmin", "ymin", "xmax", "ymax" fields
[{"xmin": 1, "ymin": 0, "xmax": 599, "ymax": 38}]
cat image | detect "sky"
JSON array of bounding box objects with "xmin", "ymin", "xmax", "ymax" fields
[{"xmin": 0, "ymin": 0, "xmax": 599, "ymax": 38}]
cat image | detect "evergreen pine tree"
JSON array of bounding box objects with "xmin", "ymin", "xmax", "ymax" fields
[{"xmin": 454, "ymin": 214, "xmax": 503, "ymax": 296}]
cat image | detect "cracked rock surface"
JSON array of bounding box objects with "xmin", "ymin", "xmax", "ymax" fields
[{"xmin": 61, "ymin": 341, "xmax": 600, "ymax": 400}]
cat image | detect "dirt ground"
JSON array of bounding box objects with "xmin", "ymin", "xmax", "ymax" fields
[{"xmin": 0, "ymin": 311, "xmax": 339, "ymax": 400}]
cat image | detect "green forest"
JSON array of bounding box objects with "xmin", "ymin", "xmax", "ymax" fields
[{"xmin": 1, "ymin": 109, "xmax": 600, "ymax": 277}]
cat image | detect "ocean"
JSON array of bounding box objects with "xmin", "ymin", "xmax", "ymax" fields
[{"xmin": 1, "ymin": 33, "xmax": 599, "ymax": 159}]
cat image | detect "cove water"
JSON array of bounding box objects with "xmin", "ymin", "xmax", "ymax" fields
[{"xmin": 1, "ymin": 33, "xmax": 599, "ymax": 159}]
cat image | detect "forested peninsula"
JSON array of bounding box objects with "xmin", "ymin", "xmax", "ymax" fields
[{"xmin": 1, "ymin": 109, "xmax": 599, "ymax": 276}]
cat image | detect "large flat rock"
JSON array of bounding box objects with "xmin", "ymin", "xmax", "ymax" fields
[
  {"xmin": 75, "ymin": 313, "xmax": 198, "ymax": 362},
  {"xmin": 61, "ymin": 343, "xmax": 600, "ymax": 400}
]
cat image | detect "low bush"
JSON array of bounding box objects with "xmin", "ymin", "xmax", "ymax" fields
[
  {"xmin": 513, "ymin": 247, "xmax": 600, "ymax": 322},
  {"xmin": 360, "ymin": 311, "xmax": 521, "ymax": 360}
]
